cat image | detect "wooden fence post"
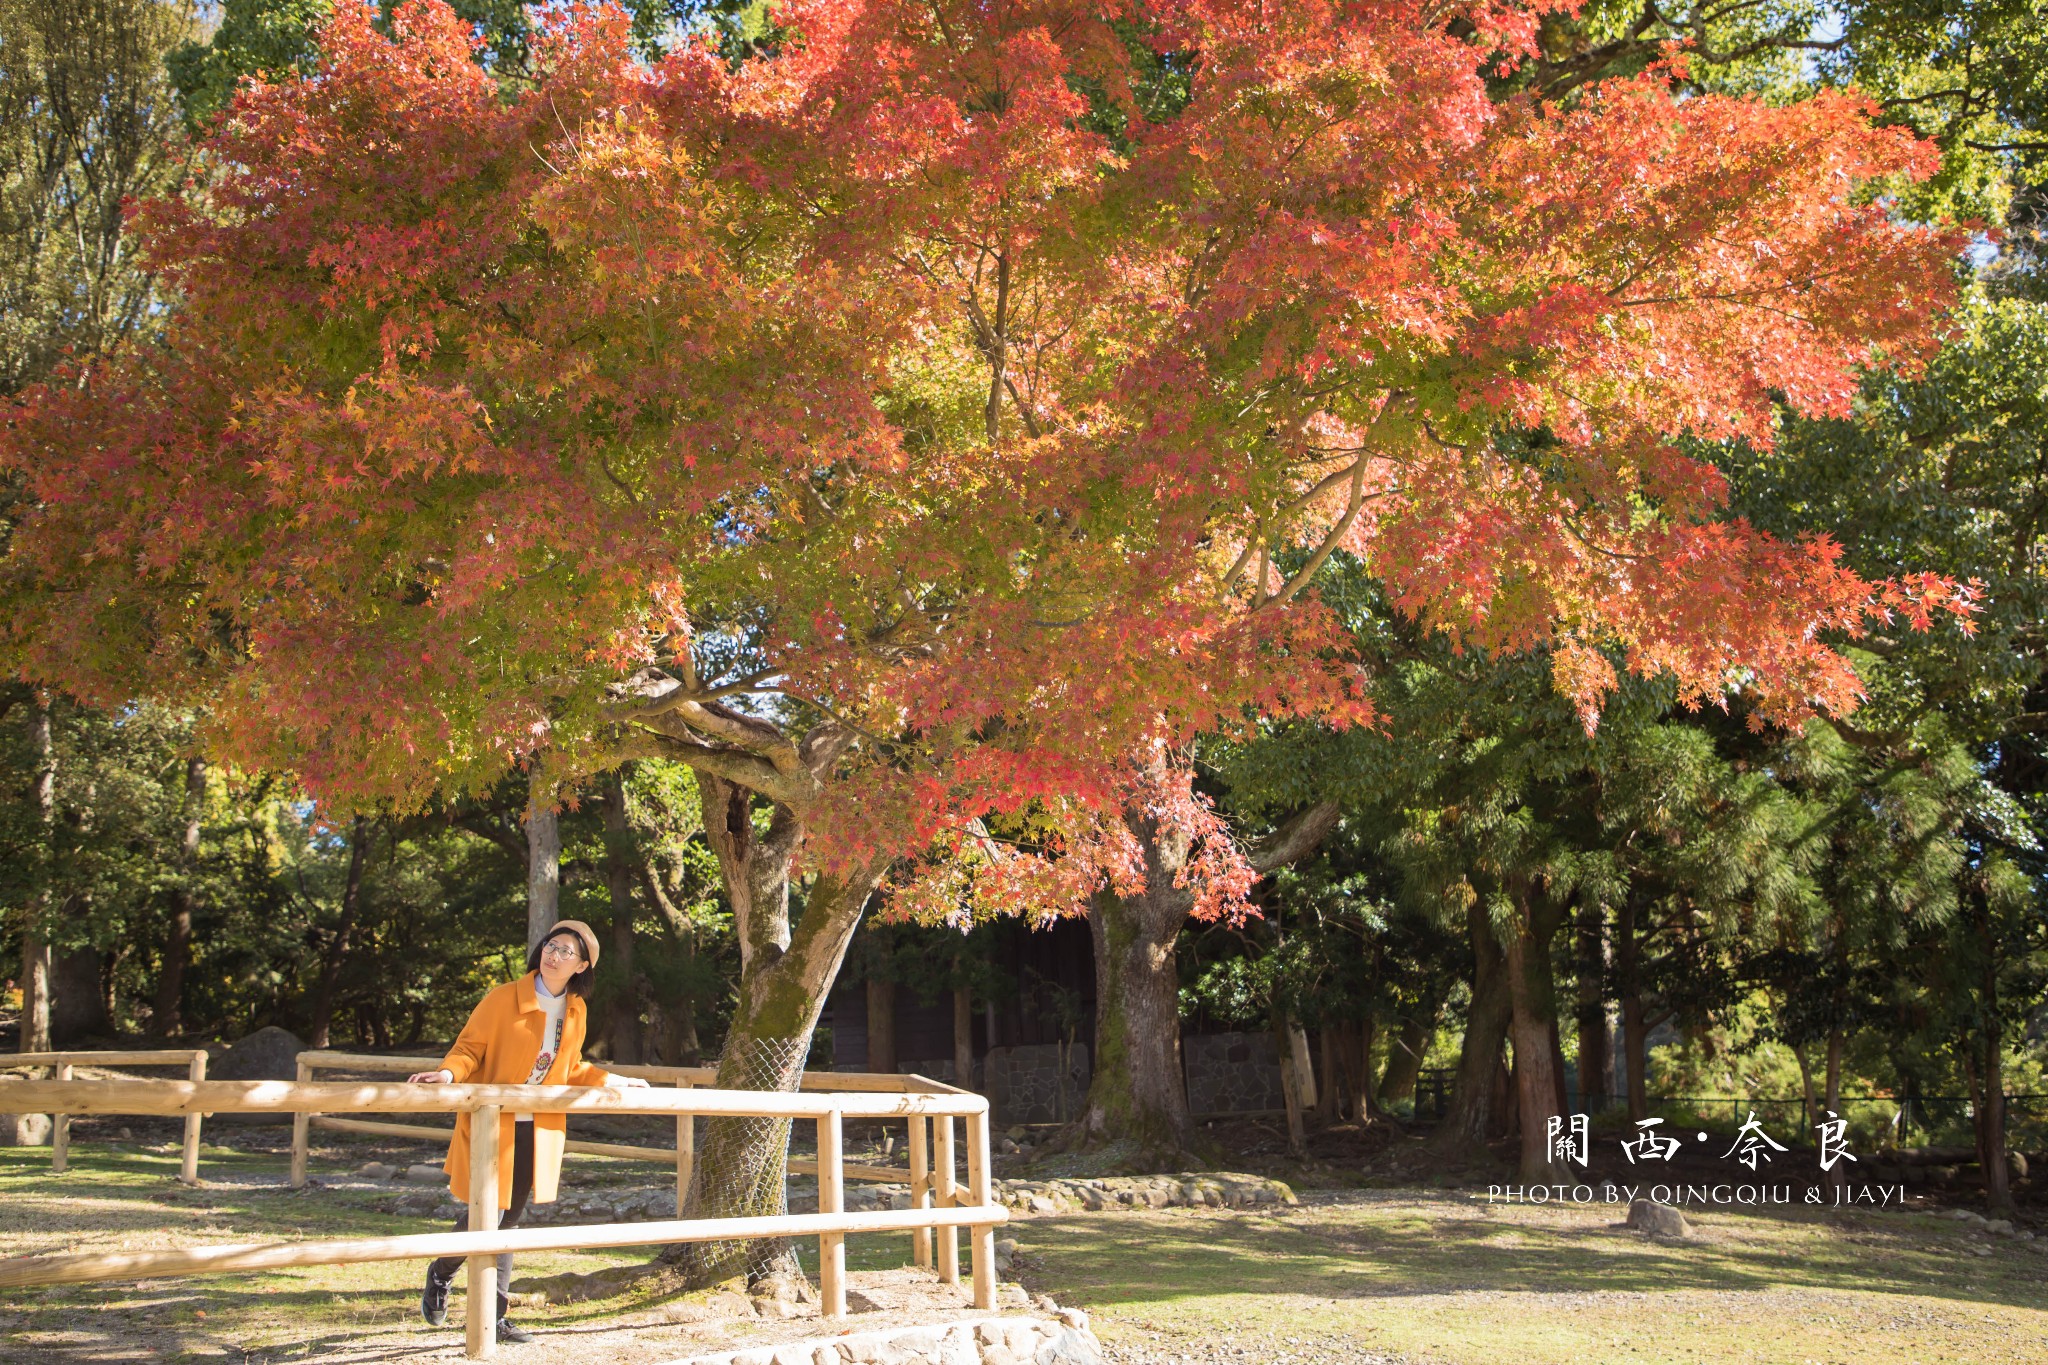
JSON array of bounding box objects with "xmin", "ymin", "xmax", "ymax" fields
[
  {"xmin": 934, "ymin": 1116, "xmax": 958, "ymax": 1286},
  {"xmin": 289, "ymin": 1056, "xmax": 312, "ymax": 1188},
  {"xmin": 465, "ymin": 1105, "xmax": 501, "ymax": 1360},
  {"xmin": 965, "ymin": 1109, "xmax": 995, "ymax": 1311},
  {"xmin": 181, "ymin": 1052, "xmax": 206, "ymax": 1185},
  {"xmin": 675, "ymin": 1082, "xmax": 693, "ymax": 1218},
  {"xmin": 51, "ymin": 1062, "xmax": 71, "ymax": 1173},
  {"xmin": 907, "ymin": 1115, "xmax": 931, "ymax": 1270},
  {"xmin": 818, "ymin": 1106, "xmax": 846, "ymax": 1319}
]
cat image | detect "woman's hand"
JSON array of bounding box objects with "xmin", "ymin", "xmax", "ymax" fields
[{"xmin": 408, "ymin": 1069, "xmax": 454, "ymax": 1084}]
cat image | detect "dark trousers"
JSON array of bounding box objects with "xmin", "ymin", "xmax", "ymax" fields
[{"xmin": 427, "ymin": 1120, "xmax": 535, "ymax": 1319}]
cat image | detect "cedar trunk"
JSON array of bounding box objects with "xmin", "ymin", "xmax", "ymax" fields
[
  {"xmin": 1432, "ymin": 904, "xmax": 1512, "ymax": 1159},
  {"xmin": 1500, "ymin": 891, "xmax": 1574, "ymax": 1183},
  {"xmin": 1573, "ymin": 897, "xmax": 1607, "ymax": 1112}
]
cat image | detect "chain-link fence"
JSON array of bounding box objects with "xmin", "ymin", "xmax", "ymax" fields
[{"xmin": 676, "ymin": 1032, "xmax": 813, "ymax": 1285}]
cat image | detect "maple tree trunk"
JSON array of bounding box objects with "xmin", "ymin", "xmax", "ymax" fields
[
  {"xmin": 660, "ymin": 774, "xmax": 879, "ymax": 1292},
  {"xmin": 1433, "ymin": 905, "xmax": 1511, "ymax": 1160},
  {"xmin": 150, "ymin": 756, "xmax": 206, "ymax": 1037},
  {"xmin": 866, "ymin": 977, "xmax": 897, "ymax": 1073},
  {"xmin": 526, "ymin": 770, "xmax": 559, "ymax": 953},
  {"xmin": 1076, "ymin": 852, "xmax": 1198, "ymax": 1170},
  {"xmin": 307, "ymin": 815, "xmax": 372, "ymax": 1050},
  {"xmin": 1500, "ymin": 891, "xmax": 1573, "ymax": 1183},
  {"xmin": 1574, "ymin": 898, "xmax": 1608, "ymax": 1112}
]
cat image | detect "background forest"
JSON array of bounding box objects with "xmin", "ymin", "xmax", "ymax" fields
[{"xmin": 3, "ymin": 0, "xmax": 2045, "ymax": 1221}]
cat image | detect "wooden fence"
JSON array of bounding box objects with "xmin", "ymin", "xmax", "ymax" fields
[
  {"xmin": 2, "ymin": 1049, "xmax": 209, "ymax": 1183},
  {"xmin": 0, "ymin": 1076, "xmax": 1006, "ymax": 1360}
]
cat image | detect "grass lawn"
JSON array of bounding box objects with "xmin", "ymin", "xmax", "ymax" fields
[
  {"xmin": 6, "ymin": 1140, "xmax": 2046, "ymax": 1365},
  {"xmin": 1008, "ymin": 1190, "xmax": 2048, "ymax": 1365}
]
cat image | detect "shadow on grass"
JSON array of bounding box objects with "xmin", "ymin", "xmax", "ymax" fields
[{"xmin": 1014, "ymin": 1202, "xmax": 2048, "ymax": 1317}]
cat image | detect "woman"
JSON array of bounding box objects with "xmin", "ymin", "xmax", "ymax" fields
[{"xmin": 408, "ymin": 918, "xmax": 649, "ymax": 1343}]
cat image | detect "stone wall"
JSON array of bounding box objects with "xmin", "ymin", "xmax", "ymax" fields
[
  {"xmin": 1182, "ymin": 1030, "xmax": 1285, "ymax": 1116},
  {"xmin": 982, "ymin": 1043, "xmax": 1089, "ymax": 1126}
]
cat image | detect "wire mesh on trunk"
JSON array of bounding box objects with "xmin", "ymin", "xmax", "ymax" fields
[{"xmin": 674, "ymin": 1031, "xmax": 814, "ymax": 1285}]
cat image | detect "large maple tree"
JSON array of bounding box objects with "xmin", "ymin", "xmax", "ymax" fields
[{"xmin": 2, "ymin": 0, "xmax": 1972, "ymax": 1245}]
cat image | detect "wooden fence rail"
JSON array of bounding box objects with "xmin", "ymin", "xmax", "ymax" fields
[
  {"xmin": 1, "ymin": 1049, "xmax": 209, "ymax": 1183},
  {"xmin": 0, "ymin": 1076, "xmax": 1004, "ymax": 1361},
  {"xmin": 289, "ymin": 1051, "xmax": 922, "ymax": 1203}
]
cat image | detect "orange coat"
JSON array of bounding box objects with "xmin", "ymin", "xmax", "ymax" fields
[{"xmin": 437, "ymin": 972, "xmax": 612, "ymax": 1208}]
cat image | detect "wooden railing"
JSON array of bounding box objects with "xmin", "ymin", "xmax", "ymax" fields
[
  {"xmin": 0, "ymin": 1077, "xmax": 1006, "ymax": 1360},
  {"xmin": 1, "ymin": 1049, "xmax": 209, "ymax": 1183},
  {"xmin": 290, "ymin": 1050, "xmax": 925, "ymax": 1206}
]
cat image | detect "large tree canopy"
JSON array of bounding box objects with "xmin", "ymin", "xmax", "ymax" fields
[{"xmin": 2, "ymin": 0, "xmax": 1972, "ymax": 859}]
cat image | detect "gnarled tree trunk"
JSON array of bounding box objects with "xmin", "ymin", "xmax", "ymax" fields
[
  {"xmin": 1073, "ymin": 798, "xmax": 1339, "ymax": 1171},
  {"xmin": 660, "ymin": 773, "xmax": 882, "ymax": 1292}
]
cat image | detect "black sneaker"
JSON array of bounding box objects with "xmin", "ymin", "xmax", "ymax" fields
[
  {"xmin": 496, "ymin": 1319, "xmax": 535, "ymax": 1344},
  {"xmin": 420, "ymin": 1272, "xmax": 450, "ymax": 1327}
]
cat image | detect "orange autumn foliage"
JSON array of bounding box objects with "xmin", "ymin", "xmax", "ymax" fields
[{"xmin": 0, "ymin": 0, "xmax": 1975, "ymax": 916}]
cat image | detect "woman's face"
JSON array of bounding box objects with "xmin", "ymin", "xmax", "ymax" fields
[{"xmin": 538, "ymin": 934, "xmax": 585, "ymax": 985}]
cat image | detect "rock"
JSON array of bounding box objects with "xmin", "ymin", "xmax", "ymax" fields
[
  {"xmin": 1026, "ymin": 1195, "xmax": 1060, "ymax": 1215},
  {"xmin": 204, "ymin": 1027, "xmax": 308, "ymax": 1125},
  {"xmin": 209, "ymin": 1025, "xmax": 306, "ymax": 1081},
  {"xmin": 1007, "ymin": 1127, "xmax": 1028, "ymax": 1141},
  {"xmin": 1986, "ymin": 1218, "xmax": 2015, "ymax": 1236},
  {"xmin": 0, "ymin": 1113, "xmax": 53, "ymax": 1147},
  {"xmin": 994, "ymin": 1238, "xmax": 1019, "ymax": 1272},
  {"xmin": 355, "ymin": 1162, "xmax": 397, "ymax": 1180},
  {"xmin": 1625, "ymin": 1198, "xmax": 1693, "ymax": 1239},
  {"xmin": 1032, "ymin": 1324, "xmax": 1106, "ymax": 1364},
  {"xmin": 999, "ymin": 1138, "xmax": 1022, "ymax": 1154},
  {"xmin": 998, "ymin": 1283, "xmax": 1032, "ymax": 1308},
  {"xmin": 1056, "ymin": 1308, "xmax": 1090, "ymax": 1332},
  {"xmin": 403, "ymin": 1163, "xmax": 446, "ymax": 1183}
]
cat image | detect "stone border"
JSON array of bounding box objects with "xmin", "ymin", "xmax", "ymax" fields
[{"xmin": 654, "ymin": 1311, "xmax": 1102, "ymax": 1365}]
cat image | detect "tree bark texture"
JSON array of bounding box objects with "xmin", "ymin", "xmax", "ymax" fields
[
  {"xmin": 953, "ymin": 986, "xmax": 974, "ymax": 1089},
  {"xmin": 150, "ymin": 756, "xmax": 206, "ymax": 1037},
  {"xmin": 601, "ymin": 769, "xmax": 643, "ymax": 1064},
  {"xmin": 1501, "ymin": 888, "xmax": 1574, "ymax": 1183},
  {"xmin": 1618, "ymin": 893, "xmax": 1650, "ymax": 1122},
  {"xmin": 307, "ymin": 815, "xmax": 372, "ymax": 1050},
  {"xmin": 1432, "ymin": 904, "xmax": 1512, "ymax": 1159},
  {"xmin": 865, "ymin": 977, "xmax": 897, "ymax": 1074},
  {"xmin": 1378, "ymin": 1002, "xmax": 1439, "ymax": 1107},
  {"xmin": 1574, "ymin": 896, "xmax": 1608, "ymax": 1112},
  {"xmin": 19, "ymin": 699, "xmax": 55, "ymax": 1057},
  {"xmin": 660, "ymin": 774, "xmax": 881, "ymax": 1290},
  {"xmin": 526, "ymin": 770, "xmax": 560, "ymax": 953}
]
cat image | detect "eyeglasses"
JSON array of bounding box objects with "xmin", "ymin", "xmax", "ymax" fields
[{"xmin": 540, "ymin": 941, "xmax": 584, "ymax": 962}]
